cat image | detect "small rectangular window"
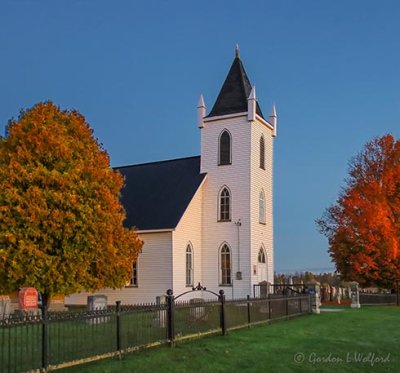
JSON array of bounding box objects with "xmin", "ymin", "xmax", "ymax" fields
[
  {"xmin": 260, "ymin": 136, "xmax": 265, "ymax": 170},
  {"xmin": 126, "ymin": 262, "xmax": 138, "ymax": 287}
]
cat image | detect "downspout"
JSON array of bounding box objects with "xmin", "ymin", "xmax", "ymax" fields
[{"xmin": 235, "ymin": 219, "xmax": 242, "ymax": 279}]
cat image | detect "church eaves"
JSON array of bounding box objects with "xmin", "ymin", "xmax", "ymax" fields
[{"xmin": 207, "ymin": 51, "xmax": 264, "ymax": 119}]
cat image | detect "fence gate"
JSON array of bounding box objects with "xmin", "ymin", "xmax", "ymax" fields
[{"xmin": 166, "ymin": 283, "xmax": 226, "ymax": 344}]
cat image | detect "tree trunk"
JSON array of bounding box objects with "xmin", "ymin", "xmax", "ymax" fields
[{"xmin": 42, "ymin": 292, "xmax": 50, "ymax": 309}]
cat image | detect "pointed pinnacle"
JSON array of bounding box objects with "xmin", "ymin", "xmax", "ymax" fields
[
  {"xmin": 197, "ymin": 94, "xmax": 206, "ymax": 108},
  {"xmin": 269, "ymin": 104, "xmax": 277, "ymax": 117},
  {"xmin": 248, "ymin": 86, "xmax": 256, "ymax": 100}
]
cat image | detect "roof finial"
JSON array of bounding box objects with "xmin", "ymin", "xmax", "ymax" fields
[{"xmin": 235, "ymin": 44, "xmax": 240, "ymax": 58}]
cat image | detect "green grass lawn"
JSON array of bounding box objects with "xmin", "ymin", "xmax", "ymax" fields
[{"xmin": 61, "ymin": 306, "xmax": 400, "ymax": 373}]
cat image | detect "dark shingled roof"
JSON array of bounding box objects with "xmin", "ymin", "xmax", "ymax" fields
[
  {"xmin": 207, "ymin": 56, "xmax": 264, "ymax": 119},
  {"xmin": 115, "ymin": 156, "xmax": 206, "ymax": 231}
]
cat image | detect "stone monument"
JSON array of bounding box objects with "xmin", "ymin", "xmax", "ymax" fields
[
  {"xmin": 350, "ymin": 281, "xmax": 361, "ymax": 308},
  {"xmin": 306, "ymin": 281, "xmax": 321, "ymax": 314}
]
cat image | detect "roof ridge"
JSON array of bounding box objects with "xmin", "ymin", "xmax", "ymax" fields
[
  {"xmin": 115, "ymin": 155, "xmax": 200, "ymax": 169},
  {"xmin": 237, "ymin": 57, "xmax": 250, "ymax": 99}
]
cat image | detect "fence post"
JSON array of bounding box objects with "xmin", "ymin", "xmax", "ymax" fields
[
  {"xmin": 41, "ymin": 305, "xmax": 48, "ymax": 371},
  {"xmin": 298, "ymin": 297, "xmax": 302, "ymax": 314},
  {"xmin": 219, "ymin": 290, "xmax": 226, "ymax": 336},
  {"xmin": 286, "ymin": 297, "xmax": 289, "ymax": 316},
  {"xmin": 268, "ymin": 295, "xmax": 271, "ymax": 319},
  {"xmin": 396, "ymin": 280, "xmax": 399, "ymax": 306},
  {"xmin": 166, "ymin": 289, "xmax": 175, "ymax": 346},
  {"xmin": 247, "ymin": 295, "xmax": 251, "ymax": 327},
  {"xmin": 115, "ymin": 301, "xmax": 121, "ymax": 355}
]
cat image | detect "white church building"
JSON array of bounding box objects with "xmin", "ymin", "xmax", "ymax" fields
[{"xmin": 66, "ymin": 49, "xmax": 277, "ymax": 305}]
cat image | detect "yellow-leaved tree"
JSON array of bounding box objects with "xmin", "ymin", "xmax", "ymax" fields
[{"xmin": 0, "ymin": 101, "xmax": 143, "ymax": 306}]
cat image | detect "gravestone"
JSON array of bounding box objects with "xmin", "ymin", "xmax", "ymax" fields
[
  {"xmin": 0, "ymin": 295, "xmax": 11, "ymax": 319},
  {"xmin": 189, "ymin": 298, "xmax": 207, "ymax": 321},
  {"xmin": 337, "ymin": 287, "xmax": 342, "ymax": 304},
  {"xmin": 350, "ymin": 282, "xmax": 361, "ymax": 308},
  {"xmin": 155, "ymin": 295, "xmax": 167, "ymax": 328},
  {"xmin": 259, "ymin": 281, "xmax": 270, "ymax": 298},
  {"xmin": 87, "ymin": 295, "xmax": 107, "ymax": 311},
  {"xmin": 306, "ymin": 281, "xmax": 321, "ymax": 314},
  {"xmin": 17, "ymin": 287, "xmax": 39, "ymax": 315},
  {"xmin": 87, "ymin": 295, "xmax": 108, "ymax": 324},
  {"xmin": 19, "ymin": 287, "xmax": 38, "ymax": 309}
]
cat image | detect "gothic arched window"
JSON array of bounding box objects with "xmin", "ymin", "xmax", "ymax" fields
[
  {"xmin": 219, "ymin": 187, "xmax": 231, "ymax": 222},
  {"xmin": 186, "ymin": 244, "xmax": 193, "ymax": 286},
  {"xmin": 259, "ymin": 190, "xmax": 266, "ymax": 224},
  {"xmin": 258, "ymin": 247, "xmax": 266, "ymax": 263},
  {"xmin": 219, "ymin": 130, "xmax": 231, "ymax": 165},
  {"xmin": 220, "ymin": 244, "xmax": 232, "ymax": 285},
  {"xmin": 260, "ymin": 135, "xmax": 265, "ymax": 170}
]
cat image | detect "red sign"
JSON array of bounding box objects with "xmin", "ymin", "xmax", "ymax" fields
[{"xmin": 18, "ymin": 287, "xmax": 38, "ymax": 309}]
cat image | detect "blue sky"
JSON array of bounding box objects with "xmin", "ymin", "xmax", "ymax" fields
[{"xmin": 1, "ymin": 1, "xmax": 400, "ymax": 273}]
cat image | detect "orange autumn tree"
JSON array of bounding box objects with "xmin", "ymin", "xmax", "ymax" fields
[
  {"xmin": 0, "ymin": 102, "xmax": 143, "ymax": 305},
  {"xmin": 317, "ymin": 134, "xmax": 400, "ymax": 288}
]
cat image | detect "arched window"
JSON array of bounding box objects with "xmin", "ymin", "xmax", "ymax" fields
[
  {"xmin": 186, "ymin": 244, "xmax": 193, "ymax": 286},
  {"xmin": 219, "ymin": 187, "xmax": 231, "ymax": 221},
  {"xmin": 259, "ymin": 190, "xmax": 266, "ymax": 224},
  {"xmin": 260, "ymin": 136, "xmax": 265, "ymax": 170},
  {"xmin": 220, "ymin": 244, "xmax": 232, "ymax": 285},
  {"xmin": 258, "ymin": 248, "xmax": 266, "ymax": 263},
  {"xmin": 219, "ymin": 130, "xmax": 231, "ymax": 165}
]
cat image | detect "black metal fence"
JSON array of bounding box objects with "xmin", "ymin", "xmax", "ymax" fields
[
  {"xmin": 359, "ymin": 293, "xmax": 399, "ymax": 305},
  {"xmin": 253, "ymin": 283, "xmax": 307, "ymax": 298},
  {"xmin": 0, "ymin": 293, "xmax": 311, "ymax": 372}
]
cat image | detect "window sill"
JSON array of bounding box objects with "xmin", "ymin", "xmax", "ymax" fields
[
  {"xmin": 186, "ymin": 285, "xmax": 194, "ymax": 288},
  {"xmin": 218, "ymin": 220, "xmax": 231, "ymax": 223},
  {"xmin": 125, "ymin": 285, "xmax": 138, "ymax": 288},
  {"xmin": 218, "ymin": 163, "xmax": 232, "ymax": 166},
  {"xmin": 259, "ymin": 222, "xmax": 266, "ymax": 225},
  {"xmin": 219, "ymin": 284, "xmax": 233, "ymax": 287}
]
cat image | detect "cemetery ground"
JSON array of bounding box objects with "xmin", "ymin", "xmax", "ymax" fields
[{"xmin": 62, "ymin": 306, "xmax": 399, "ymax": 373}]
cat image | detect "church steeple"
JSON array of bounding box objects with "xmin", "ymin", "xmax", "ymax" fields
[{"xmin": 207, "ymin": 48, "xmax": 264, "ymax": 119}]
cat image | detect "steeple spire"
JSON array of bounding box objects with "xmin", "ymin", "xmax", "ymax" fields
[
  {"xmin": 235, "ymin": 44, "xmax": 240, "ymax": 58},
  {"xmin": 207, "ymin": 50, "xmax": 264, "ymax": 119}
]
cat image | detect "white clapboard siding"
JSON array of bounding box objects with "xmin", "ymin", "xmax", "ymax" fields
[
  {"xmin": 200, "ymin": 114, "xmax": 253, "ymax": 299},
  {"xmin": 199, "ymin": 112, "xmax": 275, "ymax": 300},
  {"xmin": 171, "ymin": 180, "xmax": 204, "ymax": 299},
  {"xmin": 65, "ymin": 231, "xmax": 173, "ymax": 305},
  {"xmin": 250, "ymin": 119, "xmax": 275, "ymax": 287}
]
